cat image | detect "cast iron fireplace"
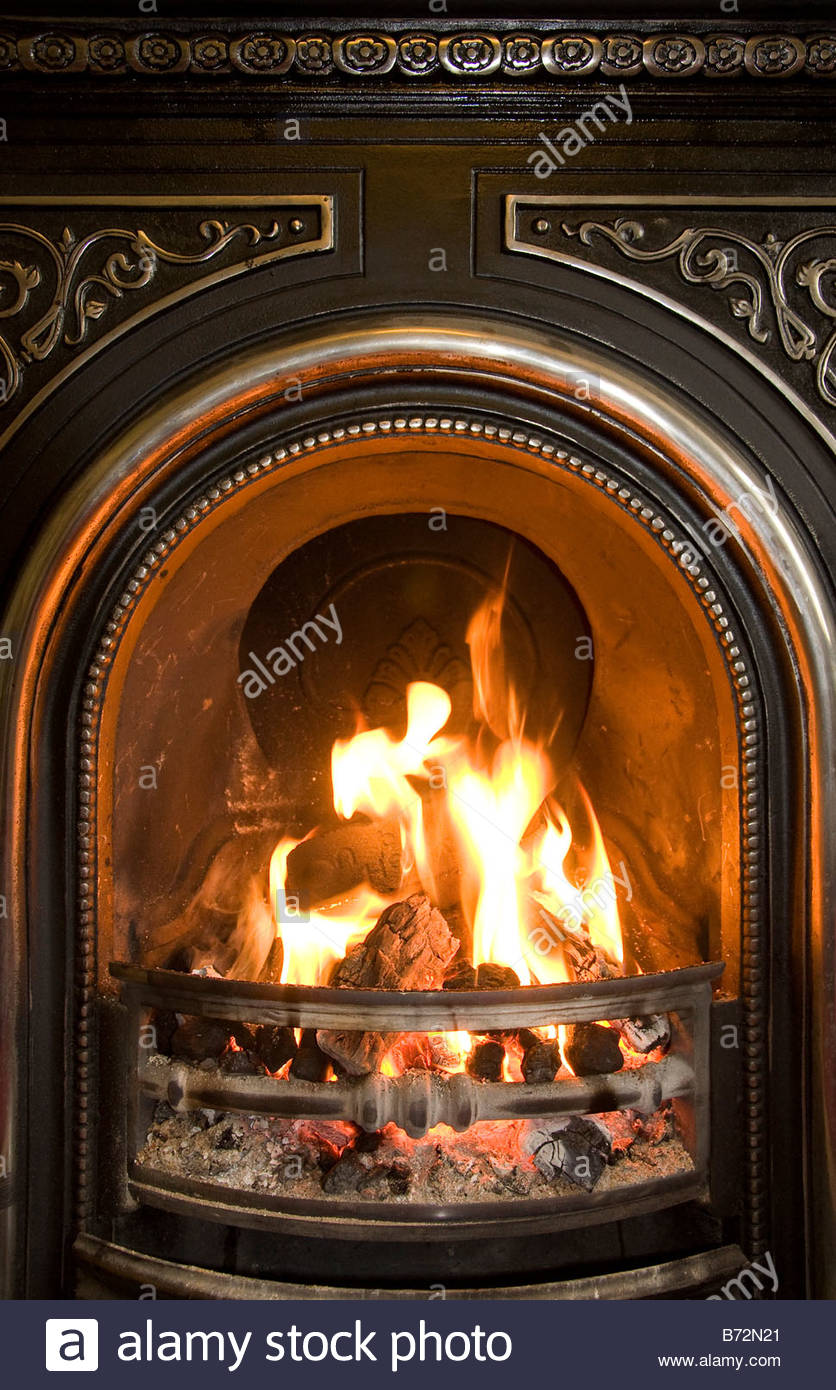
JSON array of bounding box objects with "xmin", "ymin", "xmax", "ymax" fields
[{"xmin": 0, "ymin": 10, "xmax": 834, "ymax": 1302}]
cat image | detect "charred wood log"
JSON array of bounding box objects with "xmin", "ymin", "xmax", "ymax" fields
[
  {"xmin": 285, "ymin": 817, "xmax": 403, "ymax": 907},
  {"xmin": 387, "ymin": 1033, "xmax": 465, "ymax": 1073},
  {"xmin": 563, "ymin": 929, "xmax": 619, "ymax": 983},
  {"xmin": 476, "ymin": 962, "xmax": 521, "ymax": 990},
  {"xmin": 290, "ymin": 1029, "xmax": 331, "ymax": 1082},
  {"xmin": 170, "ymin": 1017, "xmax": 230, "ymax": 1062},
  {"xmin": 521, "ymin": 1040, "xmax": 560, "ymax": 1084},
  {"xmin": 564, "ymin": 1022, "xmax": 624, "ymax": 1076},
  {"xmin": 476, "ymin": 960, "xmax": 522, "ymax": 1044},
  {"xmin": 536, "ymin": 909, "xmax": 620, "ymax": 983},
  {"xmin": 329, "ymin": 894, "xmax": 459, "ymax": 991},
  {"xmin": 427, "ymin": 1034, "xmax": 467, "ymax": 1072},
  {"xmin": 253, "ymin": 1024, "xmax": 297, "ymax": 1073},
  {"xmin": 229, "ymin": 1021, "xmax": 258, "ymax": 1050},
  {"xmin": 220, "ymin": 1047, "xmax": 264, "ymax": 1076},
  {"xmin": 466, "ymin": 1040, "xmax": 505, "ymax": 1081},
  {"xmin": 443, "ymin": 959, "xmax": 477, "ymax": 991},
  {"xmin": 315, "ymin": 1028, "xmax": 382, "ymax": 1077},
  {"xmin": 258, "ymin": 936, "xmax": 283, "ymax": 984},
  {"xmin": 616, "ymin": 1014, "xmax": 671, "ymax": 1054},
  {"xmin": 435, "ymin": 900, "xmax": 471, "ymax": 963}
]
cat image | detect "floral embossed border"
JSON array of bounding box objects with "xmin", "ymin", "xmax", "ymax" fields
[{"xmin": 0, "ymin": 27, "xmax": 833, "ymax": 81}]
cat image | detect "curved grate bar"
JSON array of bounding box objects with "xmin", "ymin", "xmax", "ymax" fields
[{"xmin": 141, "ymin": 1052, "xmax": 694, "ymax": 1140}]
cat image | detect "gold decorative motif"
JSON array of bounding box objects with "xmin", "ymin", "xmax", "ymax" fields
[
  {"xmin": 364, "ymin": 617, "xmax": 470, "ymax": 727},
  {"xmin": 565, "ymin": 218, "xmax": 836, "ymax": 406},
  {"xmin": 515, "ymin": 212, "xmax": 836, "ymax": 407},
  {"xmin": 0, "ymin": 201, "xmax": 332, "ymax": 407}
]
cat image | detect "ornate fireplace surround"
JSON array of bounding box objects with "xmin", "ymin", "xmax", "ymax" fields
[{"xmin": 0, "ymin": 8, "xmax": 834, "ymax": 1300}]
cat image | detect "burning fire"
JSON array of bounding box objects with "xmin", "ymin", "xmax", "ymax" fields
[
  {"xmin": 267, "ymin": 586, "xmax": 626, "ymax": 994},
  {"xmin": 444, "ymin": 738, "xmax": 550, "ymax": 985}
]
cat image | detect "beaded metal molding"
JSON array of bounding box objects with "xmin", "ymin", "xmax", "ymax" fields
[
  {"xmin": 76, "ymin": 413, "xmax": 767, "ymax": 1252},
  {"xmin": 2, "ymin": 29, "xmax": 835, "ymax": 81}
]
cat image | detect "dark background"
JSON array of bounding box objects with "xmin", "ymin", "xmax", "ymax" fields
[{"xmin": 3, "ymin": 3, "xmax": 836, "ymax": 21}]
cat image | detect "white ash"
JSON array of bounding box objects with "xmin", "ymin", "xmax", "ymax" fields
[
  {"xmin": 137, "ymin": 1103, "xmax": 692, "ymax": 1205},
  {"xmin": 522, "ymin": 1115, "xmax": 613, "ymax": 1191},
  {"xmin": 616, "ymin": 1014, "xmax": 671, "ymax": 1054}
]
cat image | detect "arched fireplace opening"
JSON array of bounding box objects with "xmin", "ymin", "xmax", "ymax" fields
[{"xmin": 1, "ymin": 311, "xmax": 832, "ymax": 1297}]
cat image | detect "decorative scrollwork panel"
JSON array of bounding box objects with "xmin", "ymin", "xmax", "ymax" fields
[
  {"xmin": 0, "ymin": 197, "xmax": 333, "ymax": 412},
  {"xmin": 506, "ymin": 198, "xmax": 836, "ymax": 408}
]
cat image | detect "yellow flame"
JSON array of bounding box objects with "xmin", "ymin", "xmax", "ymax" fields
[
  {"xmin": 558, "ymin": 1024, "xmax": 573, "ymax": 1074},
  {"xmin": 332, "ymin": 680, "xmax": 451, "ymax": 893},
  {"xmin": 445, "ymin": 739, "xmax": 550, "ymax": 985},
  {"xmin": 530, "ymin": 793, "xmax": 624, "ymax": 968},
  {"xmin": 445, "ymin": 1030, "xmax": 472, "ymax": 1072},
  {"xmin": 466, "ymin": 581, "xmax": 518, "ymax": 738}
]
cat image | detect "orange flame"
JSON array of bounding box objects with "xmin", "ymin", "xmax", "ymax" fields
[
  {"xmin": 466, "ymin": 576, "xmax": 523, "ymax": 743},
  {"xmin": 445, "ymin": 739, "xmax": 550, "ymax": 985}
]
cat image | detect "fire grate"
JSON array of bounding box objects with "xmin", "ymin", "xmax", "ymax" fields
[{"xmin": 112, "ymin": 960, "xmax": 722, "ymax": 1236}]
